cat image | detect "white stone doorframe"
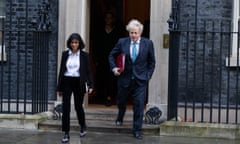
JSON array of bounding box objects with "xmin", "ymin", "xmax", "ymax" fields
[
  {"xmin": 57, "ymin": 0, "xmax": 171, "ymax": 121},
  {"xmin": 147, "ymin": 0, "xmax": 171, "ymax": 121},
  {"xmin": 57, "ymin": 0, "xmax": 90, "ymax": 117}
]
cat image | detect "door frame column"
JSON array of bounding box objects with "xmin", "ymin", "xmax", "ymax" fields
[
  {"xmin": 58, "ymin": 0, "xmax": 91, "ymax": 109},
  {"xmin": 147, "ymin": 0, "xmax": 171, "ymax": 121}
]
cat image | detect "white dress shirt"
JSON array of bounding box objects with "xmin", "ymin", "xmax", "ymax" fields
[{"xmin": 64, "ymin": 50, "xmax": 80, "ymax": 77}]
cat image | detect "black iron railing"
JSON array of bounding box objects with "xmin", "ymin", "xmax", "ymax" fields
[
  {"xmin": 168, "ymin": 0, "xmax": 240, "ymax": 124},
  {"xmin": 0, "ymin": 0, "xmax": 51, "ymax": 114}
]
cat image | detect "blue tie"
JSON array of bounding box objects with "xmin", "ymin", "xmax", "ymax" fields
[{"xmin": 132, "ymin": 42, "xmax": 137, "ymax": 62}]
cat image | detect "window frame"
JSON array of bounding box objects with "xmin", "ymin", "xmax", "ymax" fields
[
  {"xmin": 0, "ymin": 15, "xmax": 6, "ymax": 62},
  {"xmin": 232, "ymin": 0, "xmax": 239, "ymax": 57},
  {"xmin": 0, "ymin": 0, "xmax": 6, "ymax": 62}
]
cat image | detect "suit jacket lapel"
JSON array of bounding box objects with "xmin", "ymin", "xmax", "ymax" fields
[
  {"xmin": 79, "ymin": 51, "xmax": 84, "ymax": 76},
  {"xmin": 127, "ymin": 38, "xmax": 131, "ymax": 55},
  {"xmin": 125, "ymin": 38, "xmax": 131, "ymax": 62},
  {"xmin": 135, "ymin": 38, "xmax": 143, "ymax": 62}
]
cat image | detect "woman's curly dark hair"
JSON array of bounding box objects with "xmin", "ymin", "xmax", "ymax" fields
[{"xmin": 66, "ymin": 33, "xmax": 85, "ymax": 50}]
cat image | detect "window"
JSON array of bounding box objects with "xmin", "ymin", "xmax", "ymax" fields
[
  {"xmin": 0, "ymin": 0, "xmax": 6, "ymax": 61},
  {"xmin": 227, "ymin": 0, "xmax": 240, "ymax": 66}
]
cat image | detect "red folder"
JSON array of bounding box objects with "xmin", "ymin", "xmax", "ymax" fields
[{"xmin": 116, "ymin": 53, "xmax": 125, "ymax": 73}]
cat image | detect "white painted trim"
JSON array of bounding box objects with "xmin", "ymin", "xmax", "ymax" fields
[{"xmin": 226, "ymin": 0, "xmax": 240, "ymax": 67}]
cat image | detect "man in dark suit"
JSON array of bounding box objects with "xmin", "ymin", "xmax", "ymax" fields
[{"xmin": 109, "ymin": 19, "xmax": 156, "ymax": 139}]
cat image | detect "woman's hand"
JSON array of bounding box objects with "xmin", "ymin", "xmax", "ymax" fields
[
  {"xmin": 88, "ymin": 88, "xmax": 93, "ymax": 95},
  {"xmin": 57, "ymin": 91, "xmax": 62, "ymax": 97}
]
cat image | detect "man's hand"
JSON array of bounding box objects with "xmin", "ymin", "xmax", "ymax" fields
[{"xmin": 113, "ymin": 67, "xmax": 121, "ymax": 76}]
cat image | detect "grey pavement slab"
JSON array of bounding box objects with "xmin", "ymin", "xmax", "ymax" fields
[{"xmin": 1, "ymin": 128, "xmax": 240, "ymax": 144}]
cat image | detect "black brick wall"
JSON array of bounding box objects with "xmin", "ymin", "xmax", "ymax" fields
[
  {"xmin": 175, "ymin": 0, "xmax": 240, "ymax": 106},
  {"xmin": 1, "ymin": 0, "xmax": 58, "ymax": 101}
]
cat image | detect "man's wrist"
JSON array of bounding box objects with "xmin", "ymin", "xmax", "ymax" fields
[{"xmin": 112, "ymin": 67, "xmax": 118, "ymax": 73}]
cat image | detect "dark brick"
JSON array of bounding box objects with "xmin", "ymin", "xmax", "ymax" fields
[
  {"xmin": 175, "ymin": 0, "xmax": 239, "ymax": 105},
  {"xmin": 1, "ymin": 1, "xmax": 58, "ymax": 102}
]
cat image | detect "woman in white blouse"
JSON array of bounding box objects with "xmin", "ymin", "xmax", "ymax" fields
[{"xmin": 57, "ymin": 33, "xmax": 93, "ymax": 143}]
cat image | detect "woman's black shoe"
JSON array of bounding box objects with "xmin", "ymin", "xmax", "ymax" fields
[
  {"xmin": 105, "ymin": 99, "xmax": 112, "ymax": 106},
  {"xmin": 61, "ymin": 133, "xmax": 70, "ymax": 143}
]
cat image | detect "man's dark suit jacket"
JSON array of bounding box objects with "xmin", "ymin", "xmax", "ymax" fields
[
  {"xmin": 109, "ymin": 37, "xmax": 155, "ymax": 86},
  {"xmin": 57, "ymin": 50, "xmax": 93, "ymax": 93}
]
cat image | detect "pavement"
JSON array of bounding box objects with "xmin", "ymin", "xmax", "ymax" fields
[
  {"xmin": 1, "ymin": 128, "xmax": 240, "ymax": 144},
  {"xmin": 2, "ymin": 105, "xmax": 240, "ymax": 144}
]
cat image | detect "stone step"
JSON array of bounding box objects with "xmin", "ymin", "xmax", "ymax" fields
[
  {"xmin": 39, "ymin": 108, "xmax": 160, "ymax": 135},
  {"xmin": 66, "ymin": 107, "xmax": 134, "ymax": 121},
  {"xmin": 39, "ymin": 119, "xmax": 159, "ymax": 135},
  {"xmin": 85, "ymin": 109, "xmax": 133, "ymax": 121}
]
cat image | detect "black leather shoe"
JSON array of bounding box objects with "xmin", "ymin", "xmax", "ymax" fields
[
  {"xmin": 105, "ymin": 100, "xmax": 112, "ymax": 106},
  {"xmin": 61, "ymin": 133, "xmax": 70, "ymax": 143},
  {"xmin": 115, "ymin": 121, "xmax": 122, "ymax": 126},
  {"xmin": 80, "ymin": 125, "xmax": 87, "ymax": 137},
  {"xmin": 133, "ymin": 133, "xmax": 142, "ymax": 140}
]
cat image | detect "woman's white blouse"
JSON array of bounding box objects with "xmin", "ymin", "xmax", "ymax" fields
[{"xmin": 64, "ymin": 50, "xmax": 80, "ymax": 77}]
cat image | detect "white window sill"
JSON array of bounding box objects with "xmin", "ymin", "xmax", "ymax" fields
[
  {"xmin": 0, "ymin": 53, "xmax": 6, "ymax": 61},
  {"xmin": 226, "ymin": 56, "xmax": 240, "ymax": 67}
]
